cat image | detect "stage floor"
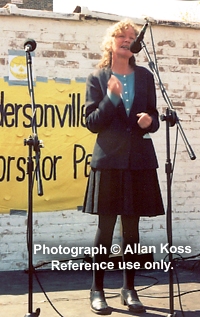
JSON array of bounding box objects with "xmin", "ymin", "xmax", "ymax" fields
[{"xmin": 0, "ymin": 261, "xmax": 199, "ymax": 317}]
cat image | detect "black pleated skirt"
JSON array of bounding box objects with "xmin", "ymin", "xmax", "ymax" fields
[{"xmin": 83, "ymin": 168, "xmax": 165, "ymax": 217}]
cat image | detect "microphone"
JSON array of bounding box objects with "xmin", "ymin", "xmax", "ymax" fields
[
  {"xmin": 24, "ymin": 39, "xmax": 37, "ymax": 52},
  {"xmin": 130, "ymin": 22, "xmax": 148, "ymax": 53}
]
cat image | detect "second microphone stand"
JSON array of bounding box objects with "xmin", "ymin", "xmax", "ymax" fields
[
  {"xmin": 24, "ymin": 45, "xmax": 43, "ymax": 317},
  {"xmin": 140, "ymin": 37, "xmax": 196, "ymax": 317}
]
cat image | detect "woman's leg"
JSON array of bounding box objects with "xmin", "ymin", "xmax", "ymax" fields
[
  {"xmin": 120, "ymin": 215, "xmax": 145, "ymax": 312},
  {"xmin": 91, "ymin": 214, "xmax": 117, "ymax": 291},
  {"xmin": 121, "ymin": 215, "xmax": 140, "ymax": 289},
  {"xmin": 90, "ymin": 214, "xmax": 117, "ymax": 315}
]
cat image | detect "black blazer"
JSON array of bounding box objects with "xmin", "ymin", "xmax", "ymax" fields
[{"xmin": 85, "ymin": 65, "xmax": 160, "ymax": 170}]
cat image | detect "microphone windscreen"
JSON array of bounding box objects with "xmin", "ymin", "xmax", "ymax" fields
[
  {"xmin": 130, "ymin": 41, "xmax": 142, "ymax": 54},
  {"xmin": 24, "ymin": 39, "xmax": 37, "ymax": 52}
]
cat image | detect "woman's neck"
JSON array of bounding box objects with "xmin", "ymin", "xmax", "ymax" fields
[{"xmin": 111, "ymin": 59, "xmax": 133, "ymax": 75}]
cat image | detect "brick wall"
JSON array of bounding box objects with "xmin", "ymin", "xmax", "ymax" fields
[{"xmin": 0, "ymin": 8, "xmax": 199, "ymax": 270}]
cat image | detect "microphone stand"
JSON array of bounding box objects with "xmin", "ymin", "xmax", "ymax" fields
[
  {"xmin": 139, "ymin": 39, "xmax": 196, "ymax": 317},
  {"xmin": 24, "ymin": 47, "xmax": 43, "ymax": 317}
]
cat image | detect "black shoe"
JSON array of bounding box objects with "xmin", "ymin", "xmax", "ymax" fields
[
  {"xmin": 121, "ymin": 288, "xmax": 145, "ymax": 313},
  {"xmin": 90, "ymin": 290, "xmax": 112, "ymax": 315}
]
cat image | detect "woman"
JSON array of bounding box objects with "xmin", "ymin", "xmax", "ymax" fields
[{"xmin": 83, "ymin": 19, "xmax": 165, "ymax": 315}]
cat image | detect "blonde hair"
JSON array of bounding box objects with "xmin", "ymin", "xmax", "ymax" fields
[{"xmin": 98, "ymin": 19, "xmax": 139, "ymax": 69}]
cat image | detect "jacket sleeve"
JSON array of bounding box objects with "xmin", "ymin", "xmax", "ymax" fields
[
  {"xmin": 144, "ymin": 70, "xmax": 160, "ymax": 134},
  {"xmin": 85, "ymin": 72, "xmax": 118, "ymax": 133}
]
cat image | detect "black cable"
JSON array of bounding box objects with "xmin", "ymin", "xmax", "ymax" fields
[
  {"xmin": 175, "ymin": 253, "xmax": 200, "ymax": 261},
  {"xmin": 140, "ymin": 288, "xmax": 200, "ymax": 299},
  {"xmin": 139, "ymin": 254, "xmax": 200, "ymax": 317},
  {"xmin": 170, "ymin": 125, "xmax": 179, "ymax": 184},
  {"xmin": 148, "ymin": 23, "xmax": 168, "ymax": 106},
  {"xmin": 149, "ymin": 23, "xmax": 159, "ymax": 74},
  {"xmin": 173, "ymin": 260, "xmax": 185, "ymax": 317},
  {"xmin": 33, "ymin": 269, "xmax": 65, "ymax": 317},
  {"xmin": 136, "ymin": 273, "xmax": 159, "ymax": 292}
]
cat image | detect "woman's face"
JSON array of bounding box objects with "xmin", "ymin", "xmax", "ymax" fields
[{"xmin": 111, "ymin": 26, "xmax": 136, "ymax": 60}]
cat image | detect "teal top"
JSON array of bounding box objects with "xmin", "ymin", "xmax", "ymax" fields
[{"xmin": 107, "ymin": 71, "xmax": 135, "ymax": 116}]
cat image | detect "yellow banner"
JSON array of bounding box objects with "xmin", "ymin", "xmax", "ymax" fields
[{"xmin": 0, "ymin": 78, "xmax": 94, "ymax": 213}]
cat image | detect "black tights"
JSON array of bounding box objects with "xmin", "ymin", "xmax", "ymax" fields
[{"xmin": 91, "ymin": 214, "xmax": 139, "ymax": 291}]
